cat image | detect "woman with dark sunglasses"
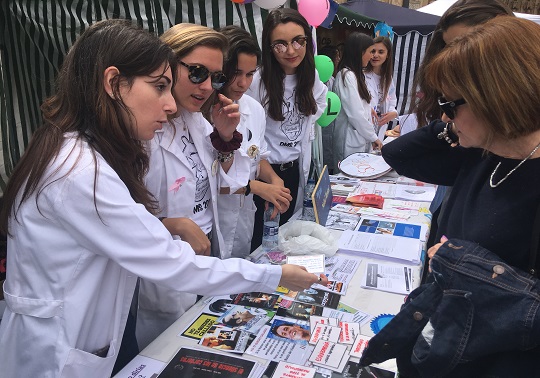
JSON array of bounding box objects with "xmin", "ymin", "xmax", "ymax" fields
[
  {"xmin": 136, "ymin": 23, "xmax": 256, "ymax": 349},
  {"xmin": 379, "ymin": 16, "xmax": 540, "ymax": 376},
  {"xmin": 246, "ymin": 8, "xmax": 327, "ymax": 252}
]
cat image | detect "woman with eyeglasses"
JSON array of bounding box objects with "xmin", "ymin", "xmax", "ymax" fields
[
  {"xmin": 384, "ymin": 0, "xmax": 515, "ymax": 257},
  {"xmin": 381, "ymin": 16, "xmax": 540, "ymax": 376},
  {"xmin": 0, "ymin": 19, "xmax": 324, "ymax": 377},
  {"xmin": 135, "ymin": 23, "xmax": 303, "ymax": 350},
  {"xmin": 246, "ymin": 8, "xmax": 327, "ymax": 251},
  {"xmin": 332, "ymin": 32, "xmax": 380, "ymax": 172}
]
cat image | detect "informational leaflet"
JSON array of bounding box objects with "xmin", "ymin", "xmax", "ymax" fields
[
  {"xmin": 216, "ymin": 305, "xmax": 275, "ymax": 334},
  {"xmin": 157, "ymin": 347, "xmax": 257, "ymax": 378},
  {"xmin": 361, "ymin": 262, "xmax": 413, "ymax": 295},
  {"xmin": 114, "ymin": 355, "xmax": 166, "ymax": 378},
  {"xmin": 338, "ymin": 230, "xmax": 422, "ymax": 264},
  {"xmin": 271, "ymin": 361, "xmax": 317, "ymax": 378},
  {"xmin": 286, "ymin": 254, "xmax": 326, "ymax": 273},
  {"xmin": 198, "ymin": 325, "xmax": 251, "ymax": 354},
  {"xmin": 394, "ymin": 184, "xmax": 437, "ymax": 202},
  {"xmin": 309, "ymin": 340, "xmax": 350, "ymax": 373},
  {"xmin": 355, "ymin": 217, "xmax": 428, "ymax": 242},
  {"xmin": 244, "ymin": 317, "xmax": 313, "ymax": 365}
]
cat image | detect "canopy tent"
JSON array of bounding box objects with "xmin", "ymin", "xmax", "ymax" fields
[
  {"xmin": 329, "ymin": 0, "xmax": 440, "ymax": 115},
  {"xmin": 0, "ymin": 0, "xmax": 291, "ymax": 191},
  {"xmin": 337, "ymin": 0, "xmax": 441, "ymax": 35},
  {"xmin": 418, "ymin": 0, "xmax": 540, "ymax": 24}
]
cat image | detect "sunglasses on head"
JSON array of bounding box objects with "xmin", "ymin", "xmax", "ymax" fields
[
  {"xmin": 438, "ymin": 96, "xmax": 466, "ymax": 119},
  {"xmin": 179, "ymin": 61, "xmax": 227, "ymax": 90},
  {"xmin": 270, "ymin": 36, "xmax": 308, "ymax": 54}
]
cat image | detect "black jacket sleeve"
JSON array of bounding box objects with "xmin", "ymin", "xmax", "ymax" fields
[{"xmin": 381, "ymin": 120, "xmax": 471, "ymax": 186}]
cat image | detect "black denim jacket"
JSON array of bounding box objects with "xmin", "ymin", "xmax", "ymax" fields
[{"xmin": 359, "ymin": 239, "xmax": 540, "ymax": 378}]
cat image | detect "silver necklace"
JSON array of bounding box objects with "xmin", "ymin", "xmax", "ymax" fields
[{"xmin": 490, "ymin": 140, "xmax": 540, "ymax": 188}]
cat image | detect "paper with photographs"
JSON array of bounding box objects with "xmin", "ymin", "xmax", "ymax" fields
[
  {"xmin": 231, "ymin": 292, "xmax": 281, "ymax": 310},
  {"xmin": 245, "ymin": 316, "xmax": 314, "ymax": 365},
  {"xmin": 198, "ymin": 325, "xmax": 251, "ymax": 354},
  {"xmin": 216, "ymin": 305, "xmax": 275, "ymax": 334}
]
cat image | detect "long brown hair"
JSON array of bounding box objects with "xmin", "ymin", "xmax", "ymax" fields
[
  {"xmin": 409, "ymin": 0, "xmax": 513, "ymax": 125},
  {"xmin": 336, "ymin": 32, "xmax": 373, "ymax": 102},
  {"xmin": 365, "ymin": 36, "xmax": 393, "ymax": 101},
  {"xmin": 0, "ymin": 19, "xmax": 177, "ymax": 234},
  {"xmin": 259, "ymin": 8, "xmax": 317, "ymax": 121}
]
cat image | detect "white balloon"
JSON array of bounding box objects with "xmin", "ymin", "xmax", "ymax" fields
[{"xmin": 254, "ymin": 0, "xmax": 287, "ymax": 10}]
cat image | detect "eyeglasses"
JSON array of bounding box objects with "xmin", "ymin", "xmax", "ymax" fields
[
  {"xmin": 179, "ymin": 61, "xmax": 227, "ymax": 90},
  {"xmin": 270, "ymin": 36, "xmax": 308, "ymax": 54},
  {"xmin": 438, "ymin": 96, "xmax": 467, "ymax": 119}
]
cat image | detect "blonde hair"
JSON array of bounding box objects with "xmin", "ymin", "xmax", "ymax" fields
[
  {"xmin": 425, "ymin": 16, "xmax": 540, "ymax": 141},
  {"xmin": 161, "ymin": 23, "xmax": 228, "ymax": 59},
  {"xmin": 161, "ymin": 23, "xmax": 228, "ymax": 116}
]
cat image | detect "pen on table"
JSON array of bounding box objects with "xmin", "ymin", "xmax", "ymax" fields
[{"xmin": 404, "ymin": 266, "xmax": 410, "ymax": 292}]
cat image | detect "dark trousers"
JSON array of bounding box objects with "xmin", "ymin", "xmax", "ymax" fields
[{"xmin": 250, "ymin": 160, "xmax": 300, "ymax": 252}]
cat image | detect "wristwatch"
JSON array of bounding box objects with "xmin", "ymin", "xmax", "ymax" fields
[{"xmin": 244, "ymin": 180, "xmax": 251, "ymax": 196}]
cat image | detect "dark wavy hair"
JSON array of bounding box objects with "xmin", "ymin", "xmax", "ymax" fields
[
  {"xmin": 259, "ymin": 8, "xmax": 317, "ymax": 121},
  {"xmin": 336, "ymin": 31, "xmax": 373, "ymax": 102},
  {"xmin": 219, "ymin": 25, "xmax": 261, "ymax": 93},
  {"xmin": 409, "ymin": 0, "xmax": 513, "ymax": 125},
  {"xmin": 365, "ymin": 36, "xmax": 394, "ymax": 102},
  {"xmin": 0, "ymin": 19, "xmax": 177, "ymax": 234}
]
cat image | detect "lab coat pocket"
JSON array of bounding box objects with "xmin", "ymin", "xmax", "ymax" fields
[{"xmin": 60, "ymin": 338, "xmax": 118, "ymax": 378}]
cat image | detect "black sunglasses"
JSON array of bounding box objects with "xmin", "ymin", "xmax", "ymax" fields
[
  {"xmin": 179, "ymin": 61, "xmax": 227, "ymax": 90},
  {"xmin": 438, "ymin": 96, "xmax": 466, "ymax": 119}
]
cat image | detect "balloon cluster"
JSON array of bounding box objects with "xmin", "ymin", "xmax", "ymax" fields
[{"xmin": 315, "ymin": 55, "xmax": 341, "ymax": 127}]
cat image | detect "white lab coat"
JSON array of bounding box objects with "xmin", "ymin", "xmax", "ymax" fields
[
  {"xmin": 333, "ymin": 69, "xmax": 377, "ymax": 170},
  {"xmin": 218, "ymin": 95, "xmax": 268, "ymax": 258},
  {"xmin": 246, "ymin": 71, "xmax": 327, "ymax": 213},
  {"xmin": 136, "ymin": 110, "xmax": 252, "ymax": 349},
  {"xmin": 0, "ymin": 133, "xmax": 281, "ymax": 378}
]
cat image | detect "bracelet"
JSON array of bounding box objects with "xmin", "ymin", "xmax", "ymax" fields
[
  {"xmin": 437, "ymin": 122, "xmax": 458, "ymax": 145},
  {"xmin": 244, "ymin": 180, "xmax": 251, "ymax": 196},
  {"xmin": 217, "ymin": 150, "xmax": 234, "ymax": 163},
  {"xmin": 210, "ymin": 128, "xmax": 242, "ymax": 152}
]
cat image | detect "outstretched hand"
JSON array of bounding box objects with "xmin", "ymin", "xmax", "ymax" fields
[{"xmin": 279, "ymin": 264, "xmax": 329, "ymax": 291}]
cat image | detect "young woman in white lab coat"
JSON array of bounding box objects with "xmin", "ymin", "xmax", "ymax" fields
[
  {"xmin": 333, "ymin": 32, "xmax": 382, "ymax": 171},
  {"xmin": 246, "ymin": 8, "xmax": 328, "ymax": 251},
  {"xmin": 365, "ymin": 36, "xmax": 399, "ymax": 140},
  {"xmin": 0, "ymin": 19, "xmax": 325, "ymax": 378},
  {"xmin": 216, "ymin": 25, "xmax": 292, "ymax": 258},
  {"xmin": 136, "ymin": 23, "xmax": 275, "ymax": 349}
]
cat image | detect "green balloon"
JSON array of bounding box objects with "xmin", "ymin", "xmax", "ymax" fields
[
  {"xmin": 315, "ymin": 55, "xmax": 334, "ymax": 83},
  {"xmin": 317, "ymin": 91, "xmax": 341, "ymax": 127}
]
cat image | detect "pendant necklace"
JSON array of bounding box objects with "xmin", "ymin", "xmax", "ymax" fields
[{"xmin": 490, "ymin": 140, "xmax": 540, "ymax": 188}]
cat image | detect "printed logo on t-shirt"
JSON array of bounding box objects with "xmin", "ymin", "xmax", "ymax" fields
[
  {"xmin": 280, "ymin": 89, "xmax": 305, "ymax": 143},
  {"xmin": 181, "ymin": 134, "xmax": 210, "ymax": 214}
]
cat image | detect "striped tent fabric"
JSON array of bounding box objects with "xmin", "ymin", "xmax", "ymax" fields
[
  {"xmin": 393, "ymin": 31, "xmax": 432, "ymax": 115},
  {"xmin": 0, "ymin": 0, "xmax": 296, "ymax": 195}
]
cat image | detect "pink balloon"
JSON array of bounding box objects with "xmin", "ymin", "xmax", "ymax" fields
[{"xmin": 298, "ymin": 0, "xmax": 330, "ymax": 27}]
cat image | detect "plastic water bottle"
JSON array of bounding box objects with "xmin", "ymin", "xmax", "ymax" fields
[
  {"xmin": 262, "ymin": 204, "xmax": 280, "ymax": 252},
  {"xmin": 302, "ymin": 179, "xmax": 316, "ymax": 222}
]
